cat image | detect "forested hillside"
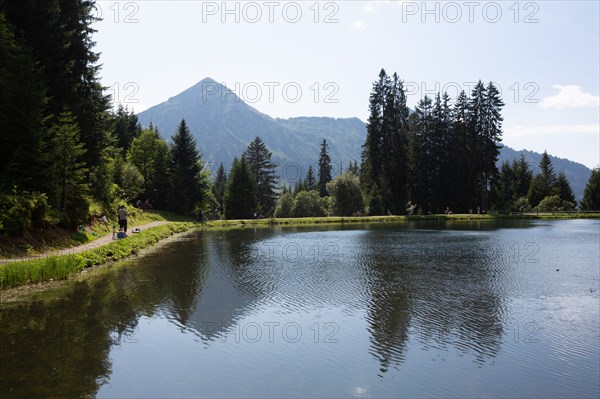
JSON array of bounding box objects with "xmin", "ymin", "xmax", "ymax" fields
[
  {"xmin": 0, "ymin": 1, "xmax": 212, "ymax": 235},
  {"xmin": 1, "ymin": 2, "xmax": 597, "ymax": 238}
]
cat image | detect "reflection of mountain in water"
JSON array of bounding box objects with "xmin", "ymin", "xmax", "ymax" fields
[{"xmin": 179, "ymin": 229, "xmax": 275, "ymax": 340}]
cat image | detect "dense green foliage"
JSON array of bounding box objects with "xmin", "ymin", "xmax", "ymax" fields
[
  {"xmin": 212, "ymin": 163, "xmax": 228, "ymax": 216},
  {"xmin": 528, "ymin": 151, "xmax": 557, "ymax": 207},
  {"xmin": 535, "ymin": 195, "xmax": 574, "ymax": 212},
  {"xmin": 292, "ymin": 190, "xmax": 325, "ymax": 217},
  {"xmin": 223, "ymin": 157, "xmax": 258, "ymax": 219},
  {"xmin": 580, "ymin": 168, "xmax": 600, "ymax": 210},
  {"xmin": 168, "ymin": 120, "xmax": 211, "ymax": 216},
  {"xmin": 274, "ymin": 192, "xmax": 294, "ymax": 218},
  {"xmin": 244, "ymin": 136, "xmax": 279, "ymax": 216},
  {"xmin": 326, "ymin": 172, "xmax": 364, "ymax": 216},
  {"xmin": 362, "ymin": 69, "xmax": 505, "ymax": 215}
]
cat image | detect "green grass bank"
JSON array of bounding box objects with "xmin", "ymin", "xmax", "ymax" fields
[{"xmin": 0, "ymin": 222, "xmax": 196, "ymax": 289}]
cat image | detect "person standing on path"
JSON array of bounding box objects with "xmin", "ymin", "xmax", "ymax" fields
[{"xmin": 118, "ymin": 205, "xmax": 128, "ymax": 234}]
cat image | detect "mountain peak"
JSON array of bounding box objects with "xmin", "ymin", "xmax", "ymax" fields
[
  {"xmin": 162, "ymin": 77, "xmax": 243, "ymax": 107},
  {"xmin": 198, "ymin": 77, "xmax": 218, "ymax": 84}
]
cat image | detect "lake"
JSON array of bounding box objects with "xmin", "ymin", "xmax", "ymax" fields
[{"xmin": 1, "ymin": 219, "xmax": 598, "ymax": 398}]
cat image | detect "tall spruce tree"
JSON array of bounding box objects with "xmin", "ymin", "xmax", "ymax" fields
[
  {"xmin": 554, "ymin": 172, "xmax": 576, "ymax": 206},
  {"xmin": 113, "ymin": 105, "xmax": 142, "ymax": 155},
  {"xmin": 467, "ymin": 81, "xmax": 504, "ymax": 212},
  {"xmin": 494, "ymin": 160, "xmax": 515, "ymax": 212},
  {"xmin": 0, "ymin": 10, "xmax": 47, "ymax": 193},
  {"xmin": 511, "ymin": 153, "xmax": 533, "ymax": 200},
  {"xmin": 212, "ymin": 162, "xmax": 228, "ymax": 216},
  {"xmin": 305, "ymin": 165, "xmax": 317, "ymax": 191},
  {"xmin": 2, "ymin": 0, "xmax": 112, "ymax": 169},
  {"xmin": 317, "ymin": 138, "xmax": 333, "ymax": 197},
  {"xmin": 580, "ymin": 168, "xmax": 600, "ymax": 210},
  {"xmin": 408, "ymin": 95, "xmax": 435, "ymax": 213},
  {"xmin": 381, "ymin": 72, "xmax": 409, "ymax": 214},
  {"xmin": 528, "ymin": 151, "xmax": 557, "ymax": 207},
  {"xmin": 361, "ymin": 69, "xmax": 411, "ymax": 213},
  {"xmin": 223, "ymin": 157, "xmax": 258, "ymax": 219},
  {"xmin": 429, "ymin": 92, "xmax": 452, "ymax": 212},
  {"xmin": 361, "ymin": 69, "xmax": 388, "ymax": 204},
  {"xmin": 243, "ymin": 136, "xmax": 279, "ymax": 216},
  {"xmin": 348, "ymin": 161, "xmax": 359, "ymax": 175},
  {"xmin": 168, "ymin": 119, "xmax": 209, "ymax": 215},
  {"xmin": 46, "ymin": 110, "xmax": 89, "ymax": 222}
]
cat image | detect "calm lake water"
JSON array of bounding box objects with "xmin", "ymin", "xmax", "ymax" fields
[{"xmin": 1, "ymin": 219, "xmax": 599, "ymax": 398}]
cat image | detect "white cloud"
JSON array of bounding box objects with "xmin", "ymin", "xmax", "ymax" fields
[
  {"xmin": 352, "ymin": 20, "xmax": 369, "ymax": 30},
  {"xmin": 539, "ymin": 85, "xmax": 600, "ymax": 109},
  {"xmin": 504, "ymin": 124, "xmax": 599, "ymax": 138},
  {"xmin": 361, "ymin": 1, "xmax": 393, "ymax": 13},
  {"xmin": 362, "ymin": 2, "xmax": 376, "ymax": 13}
]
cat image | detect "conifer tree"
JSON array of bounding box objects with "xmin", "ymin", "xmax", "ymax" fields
[
  {"xmin": 46, "ymin": 110, "xmax": 89, "ymax": 223},
  {"xmin": 168, "ymin": 119, "xmax": 210, "ymax": 215},
  {"xmin": 0, "ymin": 10, "xmax": 47, "ymax": 193},
  {"xmin": 580, "ymin": 168, "xmax": 600, "ymax": 210},
  {"xmin": 347, "ymin": 161, "xmax": 359, "ymax": 175},
  {"xmin": 305, "ymin": 165, "xmax": 317, "ymax": 191},
  {"xmin": 408, "ymin": 95, "xmax": 434, "ymax": 213},
  {"xmin": 446, "ymin": 90, "xmax": 477, "ymax": 212},
  {"xmin": 317, "ymin": 139, "xmax": 333, "ymax": 197},
  {"xmin": 528, "ymin": 151, "xmax": 557, "ymax": 207},
  {"xmin": 361, "ymin": 70, "xmax": 388, "ymax": 198},
  {"xmin": 223, "ymin": 157, "xmax": 257, "ymax": 219},
  {"xmin": 212, "ymin": 162, "xmax": 228, "ymax": 216},
  {"xmin": 554, "ymin": 172, "xmax": 576, "ymax": 206},
  {"xmin": 494, "ymin": 160, "xmax": 515, "ymax": 211},
  {"xmin": 381, "ymin": 72, "xmax": 409, "ymax": 214},
  {"xmin": 114, "ymin": 105, "xmax": 142, "ymax": 155},
  {"xmin": 243, "ymin": 136, "xmax": 278, "ymax": 216},
  {"xmin": 511, "ymin": 153, "xmax": 533, "ymax": 200}
]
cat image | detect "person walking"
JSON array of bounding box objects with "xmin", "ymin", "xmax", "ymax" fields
[
  {"xmin": 117, "ymin": 205, "xmax": 128, "ymax": 234},
  {"xmin": 100, "ymin": 213, "xmax": 109, "ymax": 229}
]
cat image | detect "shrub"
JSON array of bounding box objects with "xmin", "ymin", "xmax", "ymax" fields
[
  {"xmin": 0, "ymin": 191, "xmax": 48, "ymax": 235},
  {"xmin": 366, "ymin": 190, "xmax": 384, "ymax": 216},
  {"xmin": 292, "ymin": 190, "xmax": 324, "ymax": 217},
  {"xmin": 275, "ymin": 193, "xmax": 294, "ymax": 218},
  {"xmin": 535, "ymin": 195, "xmax": 575, "ymax": 212},
  {"xmin": 515, "ymin": 196, "xmax": 532, "ymax": 212},
  {"xmin": 326, "ymin": 172, "xmax": 364, "ymax": 216},
  {"xmin": 318, "ymin": 196, "xmax": 332, "ymax": 216}
]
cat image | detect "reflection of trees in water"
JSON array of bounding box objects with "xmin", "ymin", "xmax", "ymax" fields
[
  {"xmin": 0, "ymin": 237, "xmax": 209, "ymax": 398},
  {"xmin": 361, "ymin": 230, "xmax": 506, "ymax": 375},
  {"xmin": 1, "ymin": 276, "xmax": 142, "ymax": 398}
]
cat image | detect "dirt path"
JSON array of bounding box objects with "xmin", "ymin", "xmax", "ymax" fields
[{"xmin": 0, "ymin": 221, "xmax": 170, "ymax": 264}]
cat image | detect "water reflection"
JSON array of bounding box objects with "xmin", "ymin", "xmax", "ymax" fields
[
  {"xmin": 359, "ymin": 229, "xmax": 506, "ymax": 375},
  {"xmin": 182, "ymin": 228, "xmax": 273, "ymax": 340},
  {"xmin": 1, "ymin": 220, "xmax": 598, "ymax": 398}
]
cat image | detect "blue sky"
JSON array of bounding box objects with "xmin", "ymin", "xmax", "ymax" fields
[{"xmin": 93, "ymin": 1, "xmax": 599, "ymax": 168}]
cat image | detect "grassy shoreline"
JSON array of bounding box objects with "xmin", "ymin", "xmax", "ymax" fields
[
  {"xmin": 0, "ymin": 222, "xmax": 197, "ymax": 289},
  {"xmin": 1, "ymin": 212, "xmax": 598, "ymax": 290},
  {"xmin": 202, "ymin": 212, "xmax": 600, "ymax": 229}
]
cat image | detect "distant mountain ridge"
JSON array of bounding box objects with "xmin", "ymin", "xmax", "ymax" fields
[{"xmin": 137, "ymin": 78, "xmax": 592, "ymax": 200}]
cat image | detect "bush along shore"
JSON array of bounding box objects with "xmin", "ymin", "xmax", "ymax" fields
[{"xmin": 0, "ymin": 222, "xmax": 196, "ymax": 289}]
